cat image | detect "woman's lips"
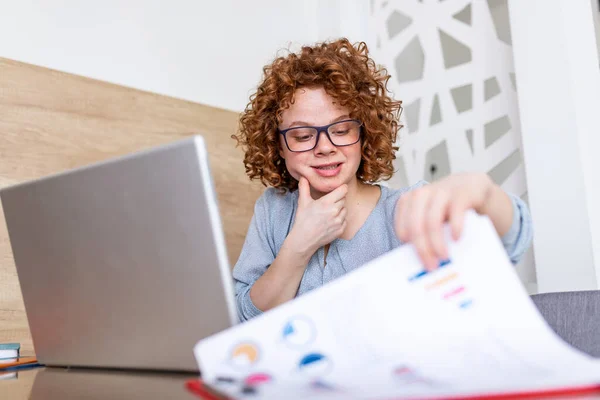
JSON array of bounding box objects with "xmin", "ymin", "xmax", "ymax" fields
[{"xmin": 312, "ymin": 163, "xmax": 342, "ymax": 177}]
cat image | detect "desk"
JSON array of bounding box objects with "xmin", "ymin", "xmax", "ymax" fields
[
  {"xmin": 1, "ymin": 367, "xmax": 199, "ymax": 399},
  {"xmin": 3, "ymin": 367, "xmax": 600, "ymax": 399}
]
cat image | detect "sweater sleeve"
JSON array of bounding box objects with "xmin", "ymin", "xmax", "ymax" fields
[
  {"xmin": 231, "ymin": 190, "xmax": 277, "ymax": 322},
  {"xmin": 500, "ymin": 193, "xmax": 534, "ymax": 264}
]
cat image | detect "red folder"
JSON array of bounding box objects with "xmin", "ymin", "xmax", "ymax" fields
[
  {"xmin": 186, "ymin": 379, "xmax": 229, "ymax": 400},
  {"xmin": 185, "ymin": 378, "xmax": 600, "ymax": 400}
]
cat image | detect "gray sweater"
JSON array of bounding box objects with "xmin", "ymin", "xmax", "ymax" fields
[{"xmin": 232, "ymin": 181, "xmax": 533, "ymax": 322}]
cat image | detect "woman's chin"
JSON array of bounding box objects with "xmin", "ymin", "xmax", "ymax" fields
[
  {"xmin": 311, "ymin": 181, "xmax": 342, "ymax": 196},
  {"xmin": 303, "ymin": 172, "xmax": 355, "ymax": 196}
]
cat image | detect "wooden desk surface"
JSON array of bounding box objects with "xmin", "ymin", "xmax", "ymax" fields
[
  {"xmin": 1, "ymin": 367, "xmax": 198, "ymax": 399},
  {"xmin": 3, "ymin": 367, "xmax": 600, "ymax": 400}
]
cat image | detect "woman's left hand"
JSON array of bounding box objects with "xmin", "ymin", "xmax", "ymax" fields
[{"xmin": 395, "ymin": 173, "xmax": 512, "ymax": 271}]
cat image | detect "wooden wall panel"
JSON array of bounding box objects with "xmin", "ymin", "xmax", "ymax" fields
[{"xmin": 0, "ymin": 58, "xmax": 264, "ymax": 355}]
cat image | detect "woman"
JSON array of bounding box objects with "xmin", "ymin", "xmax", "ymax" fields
[{"xmin": 231, "ymin": 38, "xmax": 532, "ymax": 322}]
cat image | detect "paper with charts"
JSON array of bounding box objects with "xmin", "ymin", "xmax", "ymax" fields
[{"xmin": 193, "ymin": 212, "xmax": 600, "ymax": 399}]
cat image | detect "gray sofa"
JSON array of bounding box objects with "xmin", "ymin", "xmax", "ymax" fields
[{"xmin": 531, "ymin": 290, "xmax": 600, "ymax": 357}]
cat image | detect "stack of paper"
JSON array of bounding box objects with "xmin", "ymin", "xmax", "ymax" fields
[
  {"xmin": 0, "ymin": 343, "xmax": 20, "ymax": 361},
  {"xmin": 193, "ymin": 212, "xmax": 600, "ymax": 399},
  {"xmin": 1, "ymin": 343, "xmax": 22, "ymax": 381}
]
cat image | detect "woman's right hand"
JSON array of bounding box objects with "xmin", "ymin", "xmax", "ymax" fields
[{"xmin": 287, "ymin": 177, "xmax": 347, "ymax": 257}]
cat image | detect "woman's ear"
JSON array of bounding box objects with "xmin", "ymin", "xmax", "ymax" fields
[{"xmin": 278, "ymin": 141, "xmax": 286, "ymax": 159}]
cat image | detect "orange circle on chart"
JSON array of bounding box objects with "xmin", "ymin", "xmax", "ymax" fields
[{"xmin": 230, "ymin": 343, "xmax": 259, "ymax": 367}]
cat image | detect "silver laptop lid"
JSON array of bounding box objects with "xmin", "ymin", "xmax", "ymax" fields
[{"xmin": 0, "ymin": 136, "xmax": 238, "ymax": 372}]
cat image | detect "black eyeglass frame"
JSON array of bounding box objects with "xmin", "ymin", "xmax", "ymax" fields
[{"xmin": 277, "ymin": 119, "xmax": 363, "ymax": 153}]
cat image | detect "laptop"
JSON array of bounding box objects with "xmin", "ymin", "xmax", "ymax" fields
[{"xmin": 0, "ymin": 135, "xmax": 239, "ymax": 373}]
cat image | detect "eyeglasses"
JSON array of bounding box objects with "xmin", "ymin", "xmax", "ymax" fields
[{"xmin": 278, "ymin": 119, "xmax": 362, "ymax": 153}]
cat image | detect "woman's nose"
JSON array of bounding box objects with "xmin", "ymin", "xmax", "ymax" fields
[{"xmin": 314, "ymin": 131, "xmax": 336, "ymax": 154}]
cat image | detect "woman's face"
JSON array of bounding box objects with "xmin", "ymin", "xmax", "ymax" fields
[{"xmin": 278, "ymin": 87, "xmax": 362, "ymax": 198}]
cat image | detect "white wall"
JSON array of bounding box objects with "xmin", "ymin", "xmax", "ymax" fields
[
  {"xmin": 508, "ymin": 0, "xmax": 600, "ymax": 292},
  {"xmin": 0, "ymin": 1, "xmax": 375, "ymax": 113},
  {"xmin": 592, "ymin": 0, "xmax": 600, "ymax": 58},
  {"xmin": 0, "ymin": 0, "xmax": 327, "ymax": 113}
]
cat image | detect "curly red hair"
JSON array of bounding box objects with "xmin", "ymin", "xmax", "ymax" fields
[{"xmin": 232, "ymin": 37, "xmax": 402, "ymax": 191}]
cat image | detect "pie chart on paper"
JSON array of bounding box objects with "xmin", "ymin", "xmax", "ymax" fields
[
  {"xmin": 244, "ymin": 373, "xmax": 272, "ymax": 386},
  {"xmin": 281, "ymin": 316, "xmax": 316, "ymax": 347},
  {"xmin": 230, "ymin": 343, "xmax": 260, "ymax": 368},
  {"xmin": 298, "ymin": 353, "xmax": 332, "ymax": 376}
]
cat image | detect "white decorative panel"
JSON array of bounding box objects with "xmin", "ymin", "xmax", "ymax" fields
[
  {"xmin": 369, "ymin": 0, "xmax": 536, "ymax": 290},
  {"xmin": 371, "ymin": 0, "xmax": 526, "ymax": 197}
]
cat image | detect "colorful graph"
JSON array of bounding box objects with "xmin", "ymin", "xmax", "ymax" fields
[
  {"xmin": 244, "ymin": 373, "xmax": 272, "ymax": 386},
  {"xmin": 311, "ymin": 379, "xmax": 338, "ymax": 392},
  {"xmin": 298, "ymin": 352, "xmax": 332, "ymax": 377},
  {"xmin": 282, "ymin": 316, "xmax": 316, "ymax": 347},
  {"xmin": 408, "ymin": 259, "xmax": 474, "ymax": 310},
  {"xmin": 230, "ymin": 342, "xmax": 260, "ymax": 368},
  {"xmin": 443, "ymin": 285, "xmax": 466, "ymax": 299},
  {"xmin": 214, "ymin": 372, "xmax": 272, "ymax": 397},
  {"xmin": 215, "ymin": 376, "xmax": 236, "ymax": 384},
  {"xmin": 459, "ymin": 299, "xmax": 474, "ymax": 309},
  {"xmin": 408, "ymin": 258, "xmax": 452, "ymax": 282},
  {"xmin": 393, "ymin": 365, "xmax": 438, "ymax": 386},
  {"xmin": 425, "ymin": 272, "xmax": 459, "ymax": 290}
]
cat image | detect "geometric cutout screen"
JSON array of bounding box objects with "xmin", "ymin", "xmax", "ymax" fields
[
  {"xmin": 484, "ymin": 77, "xmax": 501, "ymax": 101},
  {"xmin": 405, "ymin": 98, "xmax": 421, "ymax": 133},
  {"xmin": 451, "ymin": 83, "xmax": 473, "ymax": 112},
  {"xmin": 439, "ymin": 29, "xmax": 472, "ymax": 69},
  {"xmin": 430, "ymin": 94, "xmax": 442, "ymax": 126},
  {"xmin": 453, "ymin": 3, "xmax": 472, "ymax": 26},
  {"xmin": 424, "ymin": 140, "xmax": 451, "ymax": 182},
  {"xmin": 488, "ymin": 148, "xmax": 521, "ymax": 185},
  {"xmin": 389, "ymin": 154, "xmax": 410, "ymax": 189},
  {"xmin": 487, "ymin": 0, "xmax": 512, "ymax": 45},
  {"xmin": 484, "ymin": 115, "xmax": 511, "ymax": 148},
  {"xmin": 372, "ymin": 0, "xmax": 526, "ymax": 195},
  {"xmin": 387, "ymin": 10, "xmax": 413, "ymax": 39},
  {"xmin": 466, "ymin": 129, "xmax": 474, "ymax": 154},
  {"xmin": 395, "ymin": 37, "xmax": 425, "ymax": 83},
  {"xmin": 371, "ymin": 0, "xmax": 531, "ymax": 283},
  {"xmin": 509, "ymin": 72, "xmax": 517, "ymax": 90}
]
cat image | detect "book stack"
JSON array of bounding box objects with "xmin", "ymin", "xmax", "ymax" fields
[
  {"xmin": 0, "ymin": 343, "xmax": 21, "ymax": 380},
  {"xmin": 0, "ymin": 343, "xmax": 20, "ymax": 361},
  {"xmin": 0, "ymin": 343, "xmax": 40, "ymax": 378}
]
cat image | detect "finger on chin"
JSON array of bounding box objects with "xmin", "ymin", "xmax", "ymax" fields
[{"xmin": 297, "ymin": 176, "xmax": 314, "ymax": 204}]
